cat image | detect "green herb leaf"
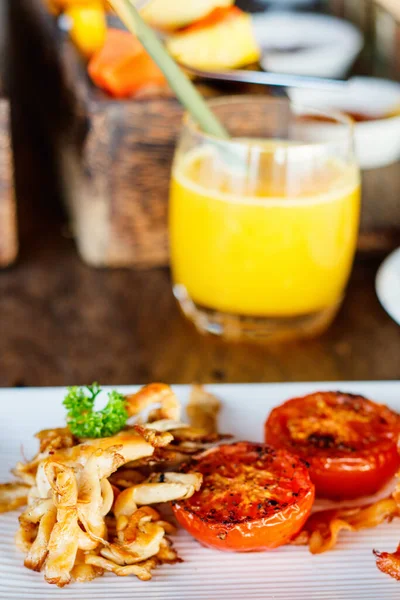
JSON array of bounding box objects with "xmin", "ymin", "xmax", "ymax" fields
[{"xmin": 63, "ymin": 383, "xmax": 128, "ymax": 438}]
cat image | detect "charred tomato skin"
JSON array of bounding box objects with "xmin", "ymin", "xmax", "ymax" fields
[
  {"xmin": 172, "ymin": 441, "xmax": 315, "ymax": 551},
  {"xmin": 265, "ymin": 391, "xmax": 400, "ymax": 500}
]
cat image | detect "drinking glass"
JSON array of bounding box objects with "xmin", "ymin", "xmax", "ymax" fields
[{"xmin": 169, "ymin": 96, "xmax": 360, "ymax": 342}]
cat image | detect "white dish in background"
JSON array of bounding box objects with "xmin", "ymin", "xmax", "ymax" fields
[
  {"xmin": 256, "ymin": 0, "xmax": 315, "ymax": 5},
  {"xmin": 1, "ymin": 382, "xmax": 400, "ymax": 599},
  {"xmin": 289, "ymin": 77, "xmax": 400, "ymax": 169},
  {"xmin": 252, "ymin": 12, "xmax": 363, "ymax": 78},
  {"xmin": 376, "ymin": 247, "xmax": 400, "ymax": 326}
]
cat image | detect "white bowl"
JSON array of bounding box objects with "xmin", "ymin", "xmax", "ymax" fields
[
  {"xmin": 256, "ymin": 0, "xmax": 315, "ymax": 5},
  {"xmin": 289, "ymin": 77, "xmax": 400, "ymax": 169},
  {"xmin": 252, "ymin": 12, "xmax": 363, "ymax": 78},
  {"xmin": 376, "ymin": 248, "xmax": 400, "ymax": 327}
]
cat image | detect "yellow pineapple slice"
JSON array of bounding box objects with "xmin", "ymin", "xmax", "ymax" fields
[
  {"xmin": 166, "ymin": 7, "xmax": 260, "ymax": 71},
  {"xmin": 140, "ymin": 0, "xmax": 234, "ymax": 31}
]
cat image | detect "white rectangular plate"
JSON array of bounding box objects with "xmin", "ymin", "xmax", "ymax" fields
[{"xmin": 1, "ymin": 382, "xmax": 400, "ymax": 600}]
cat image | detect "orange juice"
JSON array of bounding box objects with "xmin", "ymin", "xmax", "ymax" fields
[{"xmin": 169, "ymin": 144, "xmax": 360, "ymax": 317}]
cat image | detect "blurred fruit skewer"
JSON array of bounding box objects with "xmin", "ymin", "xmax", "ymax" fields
[{"xmin": 44, "ymin": 0, "xmax": 262, "ymax": 99}]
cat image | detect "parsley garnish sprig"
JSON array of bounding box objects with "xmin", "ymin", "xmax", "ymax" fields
[{"xmin": 63, "ymin": 383, "xmax": 128, "ymax": 438}]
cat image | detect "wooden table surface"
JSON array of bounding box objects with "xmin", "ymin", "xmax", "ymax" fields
[
  {"xmin": 1, "ymin": 188, "xmax": 399, "ymax": 387},
  {"xmin": 2, "ymin": 0, "xmax": 400, "ymax": 389}
]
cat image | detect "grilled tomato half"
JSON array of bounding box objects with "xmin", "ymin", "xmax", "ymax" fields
[
  {"xmin": 265, "ymin": 391, "xmax": 400, "ymax": 500},
  {"xmin": 172, "ymin": 441, "xmax": 314, "ymax": 551}
]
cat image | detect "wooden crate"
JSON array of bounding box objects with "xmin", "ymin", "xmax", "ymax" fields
[{"xmin": 69, "ymin": 94, "xmax": 183, "ymax": 268}]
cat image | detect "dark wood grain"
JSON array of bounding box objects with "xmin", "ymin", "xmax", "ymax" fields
[
  {"xmin": 71, "ymin": 97, "xmax": 183, "ymax": 267},
  {"xmin": 2, "ymin": 0, "xmax": 399, "ymax": 388},
  {"xmin": 0, "ymin": 198, "xmax": 399, "ymax": 388}
]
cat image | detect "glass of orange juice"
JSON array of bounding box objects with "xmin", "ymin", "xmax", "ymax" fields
[{"xmin": 169, "ymin": 96, "xmax": 360, "ymax": 342}]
